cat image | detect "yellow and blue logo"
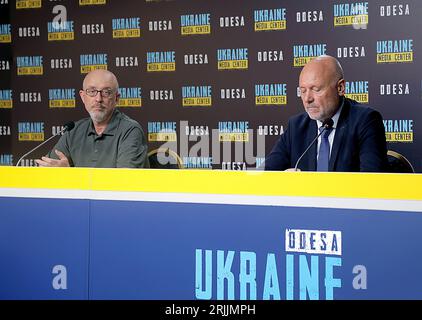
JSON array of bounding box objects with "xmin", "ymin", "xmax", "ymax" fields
[
  {"xmin": 254, "ymin": 8, "xmax": 286, "ymax": 31},
  {"xmin": 80, "ymin": 53, "xmax": 107, "ymax": 73},
  {"xmin": 293, "ymin": 43, "xmax": 326, "ymax": 67},
  {"xmin": 0, "ymin": 24, "xmax": 11, "ymax": 43},
  {"xmin": 16, "ymin": 56, "xmax": 43, "ymax": 75},
  {"xmin": 180, "ymin": 13, "xmax": 211, "ymax": 35},
  {"xmin": 47, "ymin": 21, "xmax": 74, "ymax": 41},
  {"xmin": 218, "ymin": 121, "xmax": 249, "ymax": 142},
  {"xmin": 0, "ymin": 90, "xmax": 12, "ymax": 109},
  {"xmin": 117, "ymin": 87, "xmax": 142, "ymax": 107},
  {"xmin": 79, "ymin": 0, "xmax": 106, "ymax": 5},
  {"xmin": 376, "ymin": 39, "xmax": 413, "ymax": 63},
  {"xmin": 182, "ymin": 86, "xmax": 212, "ymax": 107},
  {"xmin": 147, "ymin": 51, "xmax": 176, "ymax": 72},
  {"xmin": 0, "ymin": 154, "xmax": 13, "ymax": 166},
  {"xmin": 16, "ymin": 0, "xmax": 41, "ymax": 9},
  {"xmin": 384, "ymin": 119, "xmax": 413, "ymax": 143},
  {"xmin": 48, "ymin": 89, "xmax": 76, "ymax": 108},
  {"xmin": 345, "ymin": 81, "xmax": 369, "ymax": 103},
  {"xmin": 333, "ymin": 2, "xmax": 368, "ymax": 26},
  {"xmin": 112, "ymin": 17, "xmax": 140, "ymax": 38},
  {"xmin": 148, "ymin": 122, "xmax": 177, "ymax": 141},
  {"xmin": 255, "ymin": 84, "xmax": 287, "ymax": 106},
  {"xmin": 183, "ymin": 157, "xmax": 212, "ymax": 169},
  {"xmin": 217, "ymin": 48, "xmax": 248, "ymax": 70},
  {"xmin": 18, "ymin": 122, "xmax": 44, "ymax": 141}
]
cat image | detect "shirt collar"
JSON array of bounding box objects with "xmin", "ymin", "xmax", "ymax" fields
[{"xmin": 316, "ymin": 97, "xmax": 344, "ymax": 130}]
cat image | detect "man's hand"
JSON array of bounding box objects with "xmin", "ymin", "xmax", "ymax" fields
[{"xmin": 35, "ymin": 150, "xmax": 70, "ymax": 167}]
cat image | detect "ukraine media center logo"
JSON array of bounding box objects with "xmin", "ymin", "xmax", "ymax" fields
[
  {"xmin": 48, "ymin": 89, "xmax": 76, "ymax": 108},
  {"xmin": 180, "ymin": 13, "xmax": 211, "ymax": 35},
  {"xmin": 182, "ymin": 86, "xmax": 212, "ymax": 107},
  {"xmin": 80, "ymin": 53, "xmax": 108, "ymax": 74},
  {"xmin": 255, "ymin": 84, "xmax": 287, "ymax": 106},
  {"xmin": 16, "ymin": 56, "xmax": 43, "ymax": 75},
  {"xmin": 0, "ymin": 24, "xmax": 11, "ymax": 43},
  {"xmin": 376, "ymin": 39, "xmax": 413, "ymax": 63},
  {"xmin": 345, "ymin": 81, "xmax": 369, "ymax": 103},
  {"xmin": 118, "ymin": 87, "xmax": 142, "ymax": 107},
  {"xmin": 217, "ymin": 48, "xmax": 248, "ymax": 70},
  {"xmin": 0, "ymin": 90, "xmax": 13, "ymax": 109},
  {"xmin": 47, "ymin": 21, "xmax": 75, "ymax": 41},
  {"xmin": 112, "ymin": 17, "xmax": 141, "ymax": 38},
  {"xmin": 147, "ymin": 51, "xmax": 176, "ymax": 72}
]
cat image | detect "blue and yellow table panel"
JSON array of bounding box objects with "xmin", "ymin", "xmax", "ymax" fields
[{"xmin": 0, "ymin": 167, "xmax": 421, "ymax": 299}]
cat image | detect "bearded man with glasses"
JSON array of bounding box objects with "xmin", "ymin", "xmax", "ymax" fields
[{"xmin": 35, "ymin": 69, "xmax": 149, "ymax": 168}]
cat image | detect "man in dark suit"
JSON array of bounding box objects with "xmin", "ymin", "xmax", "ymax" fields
[{"xmin": 264, "ymin": 55, "xmax": 388, "ymax": 172}]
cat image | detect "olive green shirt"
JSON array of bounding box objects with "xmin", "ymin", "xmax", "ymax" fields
[{"xmin": 48, "ymin": 109, "xmax": 149, "ymax": 168}]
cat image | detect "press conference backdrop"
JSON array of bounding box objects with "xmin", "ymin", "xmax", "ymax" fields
[{"xmin": 0, "ymin": 0, "xmax": 420, "ymax": 171}]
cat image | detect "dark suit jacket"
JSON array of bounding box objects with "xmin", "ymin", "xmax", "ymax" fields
[{"xmin": 264, "ymin": 98, "xmax": 388, "ymax": 172}]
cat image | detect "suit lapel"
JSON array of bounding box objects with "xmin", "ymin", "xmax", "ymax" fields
[{"xmin": 329, "ymin": 100, "xmax": 350, "ymax": 171}]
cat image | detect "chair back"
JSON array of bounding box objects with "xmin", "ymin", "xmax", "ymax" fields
[
  {"xmin": 387, "ymin": 150, "xmax": 414, "ymax": 173},
  {"xmin": 147, "ymin": 148, "xmax": 184, "ymax": 169}
]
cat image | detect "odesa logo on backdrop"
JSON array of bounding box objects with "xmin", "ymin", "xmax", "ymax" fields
[
  {"xmin": 80, "ymin": 53, "xmax": 107, "ymax": 74},
  {"xmin": 48, "ymin": 89, "xmax": 76, "ymax": 108},
  {"xmin": 18, "ymin": 122, "xmax": 44, "ymax": 141},
  {"xmin": 376, "ymin": 39, "xmax": 413, "ymax": 63},
  {"xmin": 180, "ymin": 13, "xmax": 211, "ymax": 35},
  {"xmin": 47, "ymin": 21, "xmax": 74, "ymax": 41},
  {"xmin": 0, "ymin": 125, "xmax": 11, "ymax": 137},
  {"xmin": 384, "ymin": 119, "xmax": 414, "ymax": 143},
  {"xmin": 16, "ymin": 56, "xmax": 43, "ymax": 75},
  {"xmin": 345, "ymin": 81, "xmax": 369, "ymax": 103},
  {"xmin": 218, "ymin": 121, "xmax": 249, "ymax": 142},
  {"xmin": 0, "ymin": 90, "xmax": 12, "ymax": 109},
  {"xmin": 117, "ymin": 87, "xmax": 142, "ymax": 108},
  {"xmin": 146, "ymin": 51, "xmax": 176, "ymax": 72},
  {"xmin": 16, "ymin": 0, "xmax": 41, "ymax": 9},
  {"xmin": 50, "ymin": 57, "xmax": 73, "ymax": 70},
  {"xmin": 379, "ymin": 4, "xmax": 410, "ymax": 17},
  {"xmin": 149, "ymin": 88, "xmax": 174, "ymax": 102},
  {"xmin": 0, "ymin": 59, "xmax": 10, "ymax": 71},
  {"xmin": 255, "ymin": 84, "xmax": 287, "ymax": 106},
  {"xmin": 182, "ymin": 86, "xmax": 212, "ymax": 107},
  {"xmin": 183, "ymin": 122, "xmax": 209, "ymax": 138},
  {"xmin": 220, "ymin": 88, "xmax": 246, "ymax": 101},
  {"xmin": 20, "ymin": 91, "xmax": 41, "ymax": 103},
  {"xmin": 254, "ymin": 8, "xmax": 287, "ymax": 31},
  {"xmin": 147, "ymin": 121, "xmax": 177, "ymax": 142},
  {"xmin": 0, "ymin": 24, "xmax": 11, "ymax": 43},
  {"xmin": 293, "ymin": 43, "xmax": 327, "ymax": 67},
  {"xmin": 333, "ymin": 2, "xmax": 368, "ymax": 27},
  {"xmin": 18, "ymin": 26, "xmax": 40, "ymax": 38},
  {"xmin": 217, "ymin": 48, "xmax": 248, "ymax": 70},
  {"xmin": 112, "ymin": 17, "xmax": 140, "ymax": 38}
]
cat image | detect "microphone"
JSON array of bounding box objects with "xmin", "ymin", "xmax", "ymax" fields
[
  {"xmin": 294, "ymin": 118, "xmax": 334, "ymax": 171},
  {"xmin": 15, "ymin": 121, "xmax": 75, "ymax": 167}
]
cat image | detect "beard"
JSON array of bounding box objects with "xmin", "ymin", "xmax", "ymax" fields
[{"xmin": 88, "ymin": 107, "xmax": 110, "ymax": 124}]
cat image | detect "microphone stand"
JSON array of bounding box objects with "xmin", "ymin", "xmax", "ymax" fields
[
  {"xmin": 15, "ymin": 127, "xmax": 68, "ymax": 167},
  {"xmin": 294, "ymin": 119, "xmax": 334, "ymax": 171}
]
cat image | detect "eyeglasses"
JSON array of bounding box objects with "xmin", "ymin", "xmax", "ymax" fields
[{"xmin": 84, "ymin": 88, "xmax": 115, "ymax": 98}]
